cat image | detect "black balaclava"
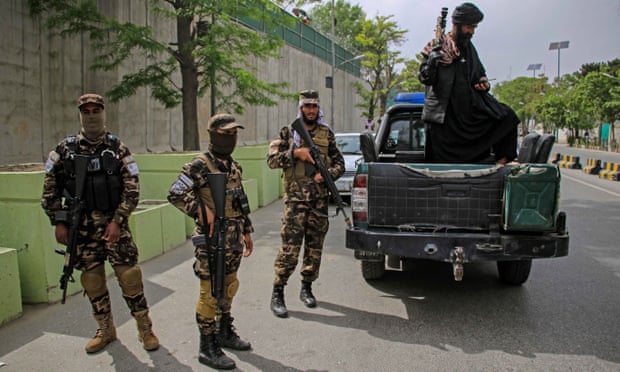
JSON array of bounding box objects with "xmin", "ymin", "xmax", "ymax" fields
[{"xmin": 209, "ymin": 131, "xmax": 237, "ymax": 157}]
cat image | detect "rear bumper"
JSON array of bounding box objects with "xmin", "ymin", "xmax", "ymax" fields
[{"xmin": 345, "ymin": 227, "xmax": 569, "ymax": 262}]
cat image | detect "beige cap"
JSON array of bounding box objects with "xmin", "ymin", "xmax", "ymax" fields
[{"xmin": 78, "ymin": 93, "xmax": 105, "ymax": 109}]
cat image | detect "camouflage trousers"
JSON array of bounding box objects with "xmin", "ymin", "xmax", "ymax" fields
[
  {"xmin": 193, "ymin": 218, "xmax": 245, "ymax": 323},
  {"xmin": 273, "ymin": 198, "xmax": 329, "ymax": 286},
  {"xmin": 73, "ymin": 216, "xmax": 139, "ymax": 272}
]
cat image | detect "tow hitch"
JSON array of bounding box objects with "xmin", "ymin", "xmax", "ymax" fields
[{"xmin": 451, "ymin": 246, "xmax": 464, "ymax": 281}]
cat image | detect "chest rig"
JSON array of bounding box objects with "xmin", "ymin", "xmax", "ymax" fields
[
  {"xmin": 63, "ymin": 134, "xmax": 122, "ymax": 212},
  {"xmin": 284, "ymin": 125, "xmax": 332, "ymax": 184},
  {"xmin": 196, "ymin": 152, "xmax": 250, "ymax": 218}
]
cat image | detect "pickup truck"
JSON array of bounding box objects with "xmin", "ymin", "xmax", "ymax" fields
[{"xmin": 346, "ymin": 92, "xmax": 569, "ymax": 285}]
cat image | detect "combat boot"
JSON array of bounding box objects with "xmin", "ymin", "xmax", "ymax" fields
[
  {"xmin": 85, "ymin": 312, "xmax": 117, "ymax": 353},
  {"xmin": 217, "ymin": 313, "xmax": 251, "ymax": 350},
  {"xmin": 199, "ymin": 333, "xmax": 236, "ymax": 370},
  {"xmin": 270, "ymin": 285, "xmax": 288, "ymax": 317},
  {"xmin": 300, "ymin": 281, "xmax": 316, "ymax": 308},
  {"xmin": 133, "ymin": 309, "xmax": 159, "ymax": 351}
]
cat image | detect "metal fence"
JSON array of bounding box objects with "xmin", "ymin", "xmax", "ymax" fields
[{"xmin": 236, "ymin": 4, "xmax": 361, "ymax": 77}]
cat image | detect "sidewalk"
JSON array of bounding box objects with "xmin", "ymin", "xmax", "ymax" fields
[
  {"xmin": 0, "ymin": 238, "xmax": 200, "ymax": 371},
  {"xmin": 0, "ymin": 198, "xmax": 290, "ymax": 371}
]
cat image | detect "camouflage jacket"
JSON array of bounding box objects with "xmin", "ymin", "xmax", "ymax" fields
[
  {"xmin": 41, "ymin": 131, "xmax": 140, "ymax": 226},
  {"xmin": 167, "ymin": 151, "xmax": 253, "ymax": 235},
  {"xmin": 267, "ymin": 123, "xmax": 345, "ymax": 202}
]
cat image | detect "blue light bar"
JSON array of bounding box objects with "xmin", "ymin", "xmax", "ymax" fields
[{"xmin": 394, "ymin": 92, "xmax": 425, "ymax": 104}]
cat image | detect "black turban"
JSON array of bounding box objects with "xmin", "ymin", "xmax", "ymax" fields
[{"xmin": 452, "ymin": 2, "xmax": 484, "ymax": 25}]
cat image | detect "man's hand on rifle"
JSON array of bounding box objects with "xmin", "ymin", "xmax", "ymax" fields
[
  {"xmin": 243, "ymin": 233, "xmax": 254, "ymax": 257},
  {"xmin": 313, "ymin": 173, "xmax": 324, "ymax": 183},
  {"xmin": 55, "ymin": 223, "xmax": 69, "ymax": 245},
  {"xmin": 293, "ymin": 147, "xmax": 315, "ymax": 164},
  {"xmin": 197, "ymin": 206, "xmax": 215, "ymax": 237},
  {"xmin": 103, "ymin": 221, "xmax": 121, "ymax": 243}
]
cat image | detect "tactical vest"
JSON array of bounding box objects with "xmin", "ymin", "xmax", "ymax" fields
[
  {"xmin": 283, "ymin": 125, "xmax": 332, "ymax": 185},
  {"xmin": 196, "ymin": 152, "xmax": 247, "ymax": 218},
  {"xmin": 63, "ymin": 134, "xmax": 122, "ymax": 212}
]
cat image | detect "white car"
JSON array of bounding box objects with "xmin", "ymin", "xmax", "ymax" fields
[{"xmin": 335, "ymin": 132, "xmax": 364, "ymax": 198}]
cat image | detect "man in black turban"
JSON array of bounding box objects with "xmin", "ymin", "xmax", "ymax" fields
[{"xmin": 418, "ymin": 2, "xmax": 519, "ymax": 164}]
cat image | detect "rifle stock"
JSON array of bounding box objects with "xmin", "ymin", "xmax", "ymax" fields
[
  {"xmin": 205, "ymin": 172, "xmax": 227, "ymax": 325},
  {"xmin": 57, "ymin": 154, "xmax": 89, "ymax": 304},
  {"xmin": 291, "ymin": 120, "xmax": 352, "ymax": 228}
]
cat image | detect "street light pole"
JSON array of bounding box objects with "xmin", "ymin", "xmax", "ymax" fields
[
  {"xmin": 548, "ymin": 41, "xmax": 569, "ymax": 84},
  {"xmin": 330, "ymin": 0, "xmax": 335, "ymax": 127},
  {"xmin": 527, "ymin": 63, "xmax": 542, "ymax": 78}
]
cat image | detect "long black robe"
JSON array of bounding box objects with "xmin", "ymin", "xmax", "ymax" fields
[{"xmin": 428, "ymin": 43, "xmax": 519, "ymax": 163}]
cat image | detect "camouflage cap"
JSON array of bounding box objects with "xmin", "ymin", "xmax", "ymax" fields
[
  {"xmin": 208, "ymin": 113, "xmax": 245, "ymax": 130},
  {"xmin": 299, "ymin": 89, "xmax": 320, "ymax": 105},
  {"xmin": 78, "ymin": 93, "xmax": 105, "ymax": 109}
]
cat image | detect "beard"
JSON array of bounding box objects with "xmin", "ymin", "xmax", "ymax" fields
[
  {"xmin": 301, "ymin": 111, "xmax": 318, "ymax": 126},
  {"xmin": 455, "ymin": 28, "xmax": 473, "ymax": 49}
]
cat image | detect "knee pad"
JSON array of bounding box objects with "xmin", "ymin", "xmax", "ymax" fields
[
  {"xmin": 80, "ymin": 264, "xmax": 107, "ymax": 299},
  {"xmin": 114, "ymin": 265, "xmax": 144, "ymax": 297},
  {"xmin": 196, "ymin": 280, "xmax": 217, "ymax": 318},
  {"xmin": 225, "ymin": 272, "xmax": 239, "ymax": 299}
]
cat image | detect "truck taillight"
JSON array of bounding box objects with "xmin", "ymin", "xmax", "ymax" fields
[{"xmin": 352, "ymin": 174, "xmax": 367, "ymax": 223}]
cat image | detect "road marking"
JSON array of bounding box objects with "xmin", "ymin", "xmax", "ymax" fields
[{"xmin": 563, "ymin": 173, "xmax": 620, "ymax": 198}]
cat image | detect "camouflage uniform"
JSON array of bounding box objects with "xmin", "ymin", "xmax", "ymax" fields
[
  {"xmin": 42, "ymin": 132, "xmax": 141, "ymax": 272},
  {"xmin": 267, "ymin": 90, "xmax": 345, "ymax": 318},
  {"xmin": 41, "ymin": 94, "xmax": 158, "ymax": 354},
  {"xmin": 168, "ymin": 113, "xmax": 253, "ymax": 370},
  {"xmin": 167, "ymin": 151, "xmax": 253, "ymax": 331},
  {"xmin": 268, "ymin": 124, "xmax": 344, "ymax": 284}
]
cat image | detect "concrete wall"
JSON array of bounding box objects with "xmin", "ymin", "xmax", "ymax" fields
[{"xmin": 0, "ymin": 0, "xmax": 365, "ymax": 165}]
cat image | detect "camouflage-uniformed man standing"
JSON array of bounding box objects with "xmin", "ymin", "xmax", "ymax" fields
[
  {"xmin": 168, "ymin": 113, "xmax": 254, "ymax": 370},
  {"xmin": 267, "ymin": 90, "xmax": 345, "ymax": 317},
  {"xmin": 41, "ymin": 93, "xmax": 159, "ymax": 353}
]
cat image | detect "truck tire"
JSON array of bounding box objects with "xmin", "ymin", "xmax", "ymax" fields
[
  {"xmin": 361, "ymin": 258, "xmax": 385, "ymax": 280},
  {"xmin": 497, "ymin": 260, "xmax": 532, "ymax": 285}
]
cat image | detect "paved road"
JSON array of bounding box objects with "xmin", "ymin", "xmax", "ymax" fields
[{"xmin": 1, "ymin": 146, "xmax": 620, "ymax": 371}]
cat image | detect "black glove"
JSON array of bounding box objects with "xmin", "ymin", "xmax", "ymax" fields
[
  {"xmin": 419, "ymin": 49, "xmax": 443, "ymax": 85},
  {"xmin": 427, "ymin": 50, "xmax": 443, "ymax": 69}
]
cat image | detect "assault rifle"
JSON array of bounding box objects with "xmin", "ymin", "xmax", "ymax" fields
[
  {"xmin": 206, "ymin": 172, "xmax": 227, "ymax": 328},
  {"xmin": 433, "ymin": 7, "xmax": 449, "ymax": 48},
  {"xmin": 291, "ymin": 119, "xmax": 352, "ymax": 228},
  {"xmin": 191, "ymin": 172, "xmax": 228, "ymax": 329},
  {"xmin": 55, "ymin": 154, "xmax": 89, "ymax": 304}
]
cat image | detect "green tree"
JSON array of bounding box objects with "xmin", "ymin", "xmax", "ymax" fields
[
  {"xmin": 397, "ymin": 56, "xmax": 425, "ymax": 93},
  {"xmin": 308, "ymin": 0, "xmax": 366, "ymax": 51},
  {"xmin": 574, "ymin": 68, "xmax": 620, "ymax": 149},
  {"xmin": 493, "ymin": 76, "xmax": 549, "ymax": 134},
  {"xmin": 29, "ymin": 0, "xmax": 290, "ymax": 151},
  {"xmin": 354, "ymin": 15, "xmax": 406, "ymax": 120}
]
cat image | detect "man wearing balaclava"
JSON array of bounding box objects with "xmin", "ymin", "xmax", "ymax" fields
[
  {"xmin": 41, "ymin": 93, "xmax": 159, "ymax": 354},
  {"xmin": 418, "ymin": 2, "xmax": 520, "ymax": 164},
  {"xmin": 167, "ymin": 113, "xmax": 254, "ymax": 370},
  {"xmin": 267, "ymin": 89, "xmax": 345, "ymax": 318}
]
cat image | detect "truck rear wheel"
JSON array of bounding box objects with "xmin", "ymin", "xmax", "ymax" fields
[
  {"xmin": 497, "ymin": 260, "xmax": 532, "ymax": 285},
  {"xmin": 361, "ymin": 257, "xmax": 385, "ymax": 280}
]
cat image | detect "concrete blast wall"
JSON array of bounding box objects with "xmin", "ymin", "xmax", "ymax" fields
[{"xmin": 0, "ymin": 0, "xmax": 365, "ymax": 164}]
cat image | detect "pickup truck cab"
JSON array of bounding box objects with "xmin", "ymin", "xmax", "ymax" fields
[{"xmin": 346, "ymin": 92, "xmax": 569, "ymax": 284}]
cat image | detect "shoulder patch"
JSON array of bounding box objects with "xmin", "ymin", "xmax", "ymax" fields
[
  {"xmin": 44, "ymin": 151, "xmax": 60, "ymax": 173},
  {"xmin": 126, "ymin": 162, "xmax": 139, "ymax": 176}
]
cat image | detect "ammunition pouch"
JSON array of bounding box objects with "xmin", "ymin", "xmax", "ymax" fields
[
  {"xmin": 192, "ymin": 234, "xmax": 208, "ymax": 248},
  {"xmin": 231, "ymin": 190, "xmax": 251, "ymax": 216},
  {"xmin": 55, "ymin": 210, "xmax": 70, "ymax": 225},
  {"xmin": 64, "ymin": 151, "xmax": 122, "ymax": 213}
]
